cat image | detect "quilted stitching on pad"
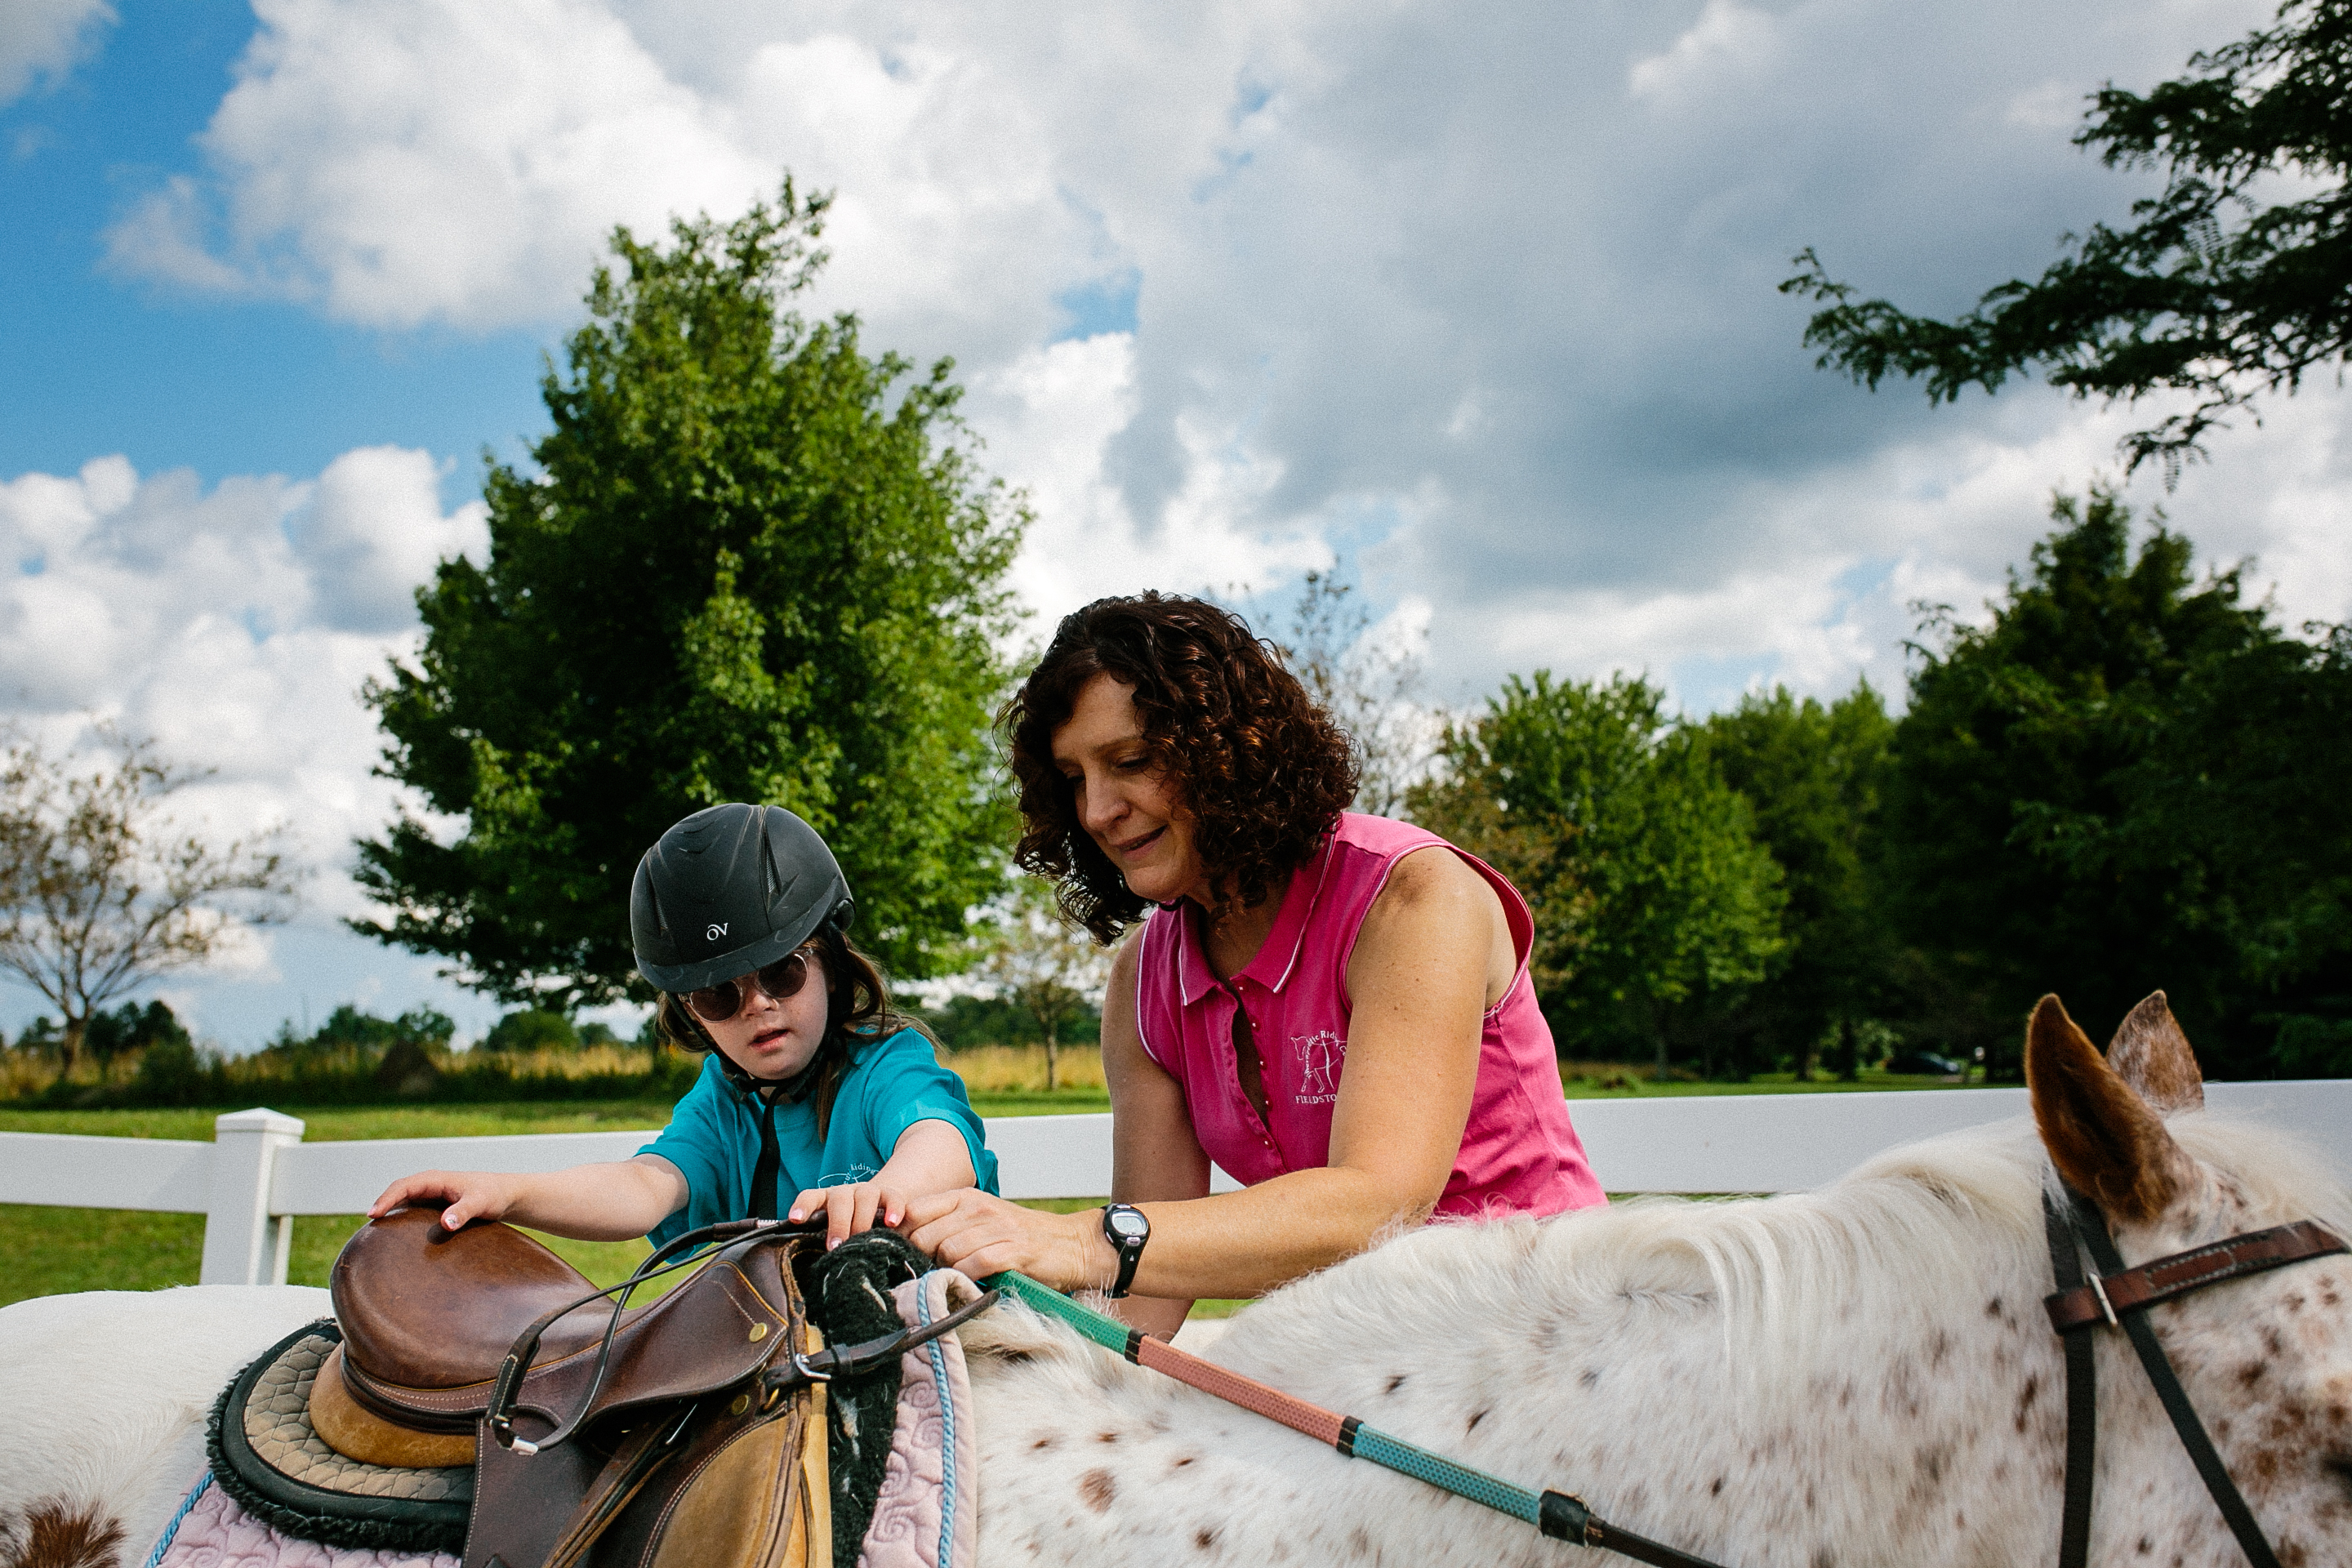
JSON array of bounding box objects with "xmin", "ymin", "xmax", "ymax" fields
[
  {"xmin": 156, "ymin": 1477, "xmax": 456, "ymax": 1568},
  {"xmin": 243, "ymin": 1334, "xmax": 471, "ymax": 1503}
]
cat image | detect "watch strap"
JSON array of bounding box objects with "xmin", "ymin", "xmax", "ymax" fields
[{"xmin": 1102, "ymin": 1204, "xmax": 1147, "ymax": 1298}]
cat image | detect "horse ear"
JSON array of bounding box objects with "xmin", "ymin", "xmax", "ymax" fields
[
  {"xmin": 2026, "ymin": 994, "xmax": 2195, "ymax": 1224},
  {"xmin": 2105, "ymin": 990, "xmax": 2203, "ymax": 1114}
]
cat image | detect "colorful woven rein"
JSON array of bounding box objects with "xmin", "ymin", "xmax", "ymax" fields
[{"xmin": 986, "ymin": 1272, "xmax": 1735, "ymax": 1568}]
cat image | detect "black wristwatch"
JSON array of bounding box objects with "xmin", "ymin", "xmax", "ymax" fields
[{"xmin": 1100, "ymin": 1203, "xmax": 1150, "ymax": 1298}]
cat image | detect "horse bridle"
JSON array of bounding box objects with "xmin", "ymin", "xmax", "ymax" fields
[{"xmin": 2041, "ymin": 1182, "xmax": 2347, "ymax": 1568}]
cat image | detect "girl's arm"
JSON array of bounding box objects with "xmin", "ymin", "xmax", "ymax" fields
[
  {"xmin": 367, "ymin": 1155, "xmax": 688, "ymax": 1241},
  {"xmin": 789, "ymin": 1118, "xmax": 976, "ymax": 1249},
  {"xmin": 902, "ymin": 847, "xmax": 1503, "ymax": 1300}
]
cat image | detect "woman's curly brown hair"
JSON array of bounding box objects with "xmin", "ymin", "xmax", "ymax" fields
[{"xmin": 1004, "ymin": 592, "xmax": 1359, "ymax": 942}]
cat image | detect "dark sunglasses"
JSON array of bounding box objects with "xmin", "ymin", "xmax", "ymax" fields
[{"xmin": 685, "ymin": 949, "xmax": 815, "ymax": 1023}]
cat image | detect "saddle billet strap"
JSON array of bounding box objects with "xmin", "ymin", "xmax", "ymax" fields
[
  {"xmin": 990, "ymin": 1271, "xmax": 1744, "ymax": 1568},
  {"xmin": 2051, "ymin": 1185, "xmax": 2290, "ymax": 1568},
  {"xmin": 2041, "ymin": 1192, "xmax": 2096, "ymax": 1568}
]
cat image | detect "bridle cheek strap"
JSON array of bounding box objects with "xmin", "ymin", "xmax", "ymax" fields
[{"xmin": 2043, "ymin": 1186, "xmax": 2348, "ymax": 1568}]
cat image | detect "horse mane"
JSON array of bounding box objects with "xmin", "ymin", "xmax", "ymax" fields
[{"xmin": 1214, "ymin": 1108, "xmax": 2352, "ymax": 1391}]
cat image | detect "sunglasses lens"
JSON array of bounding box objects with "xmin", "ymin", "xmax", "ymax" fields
[
  {"xmin": 757, "ymin": 951, "xmax": 810, "ymax": 1000},
  {"xmin": 684, "ymin": 951, "xmax": 810, "ymax": 1023},
  {"xmin": 687, "ymin": 979, "xmax": 742, "ymax": 1022}
]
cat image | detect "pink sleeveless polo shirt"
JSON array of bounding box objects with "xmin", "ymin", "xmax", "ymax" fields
[{"xmin": 1133, "ymin": 812, "xmax": 1606, "ymax": 1218}]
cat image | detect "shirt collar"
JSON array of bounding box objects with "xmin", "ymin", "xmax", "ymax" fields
[{"xmin": 1172, "ymin": 833, "xmax": 1337, "ymax": 1004}]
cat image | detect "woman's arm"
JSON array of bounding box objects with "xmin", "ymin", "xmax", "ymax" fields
[
  {"xmin": 367, "ymin": 1154, "xmax": 688, "ymax": 1241},
  {"xmin": 904, "ymin": 849, "xmax": 1508, "ymax": 1299},
  {"xmin": 1100, "ymin": 937, "xmax": 1212, "ymax": 1337},
  {"xmin": 787, "ymin": 1118, "xmax": 977, "ymax": 1249}
]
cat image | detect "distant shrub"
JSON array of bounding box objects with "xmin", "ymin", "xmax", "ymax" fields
[{"xmin": 483, "ymin": 1009, "xmax": 580, "ymax": 1054}]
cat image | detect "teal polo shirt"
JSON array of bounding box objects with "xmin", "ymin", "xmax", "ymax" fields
[{"xmin": 639, "ymin": 1027, "xmax": 998, "ymax": 1248}]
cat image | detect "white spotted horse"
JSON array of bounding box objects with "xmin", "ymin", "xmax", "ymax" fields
[{"xmin": 2, "ymin": 991, "xmax": 2347, "ymax": 1567}]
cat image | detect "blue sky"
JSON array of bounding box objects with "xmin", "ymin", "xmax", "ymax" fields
[
  {"xmin": 2, "ymin": 0, "xmax": 2345, "ymax": 1049},
  {"xmin": 2, "ymin": 3, "xmax": 550, "ymax": 490}
]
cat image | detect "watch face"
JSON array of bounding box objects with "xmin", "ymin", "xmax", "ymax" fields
[{"xmin": 1108, "ymin": 1209, "xmax": 1148, "ymax": 1240}]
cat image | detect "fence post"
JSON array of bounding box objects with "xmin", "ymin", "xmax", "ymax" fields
[{"xmin": 199, "ymin": 1107, "xmax": 305, "ymax": 1286}]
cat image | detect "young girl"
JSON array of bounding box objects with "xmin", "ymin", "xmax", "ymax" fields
[{"xmin": 368, "ymin": 803, "xmax": 997, "ymax": 1249}]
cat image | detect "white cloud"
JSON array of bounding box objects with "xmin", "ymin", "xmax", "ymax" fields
[
  {"xmin": 79, "ymin": 0, "xmax": 2352, "ymax": 754},
  {"xmin": 291, "ymin": 446, "xmax": 488, "ymax": 632},
  {"xmin": 1628, "ymin": 0, "xmax": 1782, "ymax": 105},
  {"xmin": 0, "ymin": 0, "xmax": 110, "ymax": 106},
  {"xmin": 0, "ymin": 448, "xmax": 481, "ymax": 928}
]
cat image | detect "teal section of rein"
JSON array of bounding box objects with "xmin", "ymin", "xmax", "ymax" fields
[
  {"xmin": 989, "ymin": 1271, "xmax": 1134, "ymax": 1355},
  {"xmin": 1349, "ymin": 1426, "xmax": 1544, "ymax": 1526},
  {"xmin": 986, "ymin": 1272, "xmax": 1541, "ymax": 1523}
]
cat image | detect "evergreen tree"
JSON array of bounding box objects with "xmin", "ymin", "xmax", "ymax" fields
[
  {"xmin": 1884, "ymin": 488, "xmax": 2279, "ymax": 1074},
  {"xmin": 354, "ymin": 185, "xmax": 1025, "ymax": 1008}
]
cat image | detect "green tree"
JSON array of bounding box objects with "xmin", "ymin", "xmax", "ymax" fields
[
  {"xmin": 82, "ymin": 998, "xmax": 193, "ymax": 1069},
  {"xmin": 1883, "ymin": 487, "xmax": 2281, "ymax": 1075},
  {"xmin": 974, "ymin": 880, "xmax": 1110, "ymax": 1091},
  {"xmin": 1414, "ymin": 673, "xmax": 1784, "ymax": 1068},
  {"xmin": 354, "ymin": 185, "xmax": 1025, "ymax": 1009},
  {"xmin": 483, "ymin": 1009, "xmax": 580, "ymax": 1054},
  {"xmin": 1784, "ymin": 0, "xmax": 2352, "ymax": 477},
  {"xmin": 1698, "ymin": 684, "xmax": 1895, "ymax": 1080}
]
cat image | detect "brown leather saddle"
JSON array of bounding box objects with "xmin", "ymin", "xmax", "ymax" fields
[{"xmin": 326, "ymin": 1208, "xmax": 991, "ymax": 1568}]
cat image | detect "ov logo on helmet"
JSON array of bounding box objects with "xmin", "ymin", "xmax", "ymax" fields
[{"xmin": 705, "ymin": 923, "xmax": 728, "ymax": 942}]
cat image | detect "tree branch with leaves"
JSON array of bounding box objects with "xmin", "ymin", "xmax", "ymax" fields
[
  {"xmin": 1784, "ymin": 0, "xmax": 2352, "ymax": 479},
  {"xmin": 0, "ymin": 727, "xmax": 298, "ymax": 1072}
]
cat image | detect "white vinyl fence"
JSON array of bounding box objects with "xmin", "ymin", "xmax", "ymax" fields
[{"xmin": 4, "ymin": 1081, "xmax": 2349, "ymax": 1286}]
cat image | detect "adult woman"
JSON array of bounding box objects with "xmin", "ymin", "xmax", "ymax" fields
[{"xmin": 907, "ymin": 594, "xmax": 1603, "ymax": 1337}]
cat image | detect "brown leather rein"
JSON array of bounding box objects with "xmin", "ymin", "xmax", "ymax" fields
[{"xmin": 2041, "ymin": 1183, "xmax": 2348, "ymax": 1568}]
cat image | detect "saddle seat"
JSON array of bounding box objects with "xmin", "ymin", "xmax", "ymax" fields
[{"xmin": 332, "ymin": 1205, "xmax": 798, "ymax": 1441}]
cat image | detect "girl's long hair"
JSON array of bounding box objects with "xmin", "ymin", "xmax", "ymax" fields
[{"xmin": 653, "ymin": 923, "xmax": 910, "ymax": 1138}]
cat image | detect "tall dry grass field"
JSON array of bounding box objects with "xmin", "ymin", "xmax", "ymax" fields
[{"xmin": 938, "ymin": 1044, "xmax": 1107, "ymax": 1094}]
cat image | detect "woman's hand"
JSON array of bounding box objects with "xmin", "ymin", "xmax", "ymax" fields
[
  {"xmin": 368, "ymin": 1169, "xmax": 520, "ymax": 1230},
  {"xmin": 900, "ymin": 1190, "xmax": 1111, "ymax": 1290},
  {"xmin": 789, "ymin": 1180, "xmax": 912, "ymax": 1250}
]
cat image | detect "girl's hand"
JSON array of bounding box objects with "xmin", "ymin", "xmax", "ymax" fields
[
  {"xmin": 900, "ymin": 1190, "xmax": 1111, "ymax": 1290},
  {"xmin": 789, "ymin": 1181, "xmax": 910, "ymax": 1250},
  {"xmin": 368, "ymin": 1169, "xmax": 519, "ymax": 1230}
]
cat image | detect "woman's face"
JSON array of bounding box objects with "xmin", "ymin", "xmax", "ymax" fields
[
  {"xmin": 698, "ymin": 946, "xmax": 832, "ymax": 1081},
  {"xmin": 1052, "ymin": 673, "xmax": 1206, "ymax": 906}
]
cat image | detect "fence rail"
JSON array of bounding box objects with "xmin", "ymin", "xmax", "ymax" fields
[{"xmin": 4, "ymin": 1080, "xmax": 2349, "ymax": 1285}]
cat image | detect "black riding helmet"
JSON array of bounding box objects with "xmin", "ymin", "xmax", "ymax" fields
[{"xmin": 630, "ymin": 804, "xmax": 855, "ymax": 994}]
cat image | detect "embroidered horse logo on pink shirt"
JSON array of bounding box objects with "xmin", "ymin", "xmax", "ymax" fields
[{"xmin": 1294, "ymin": 1029, "xmax": 1345, "ymax": 1103}]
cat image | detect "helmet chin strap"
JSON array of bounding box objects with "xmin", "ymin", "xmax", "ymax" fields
[{"xmin": 715, "ymin": 1045, "xmax": 822, "ymax": 1107}]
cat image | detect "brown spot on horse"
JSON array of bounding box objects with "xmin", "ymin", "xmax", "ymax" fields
[
  {"xmin": 1077, "ymin": 1469, "xmax": 1116, "ymax": 1512},
  {"xmin": 5, "ymin": 1504, "xmax": 123, "ymax": 1568}
]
